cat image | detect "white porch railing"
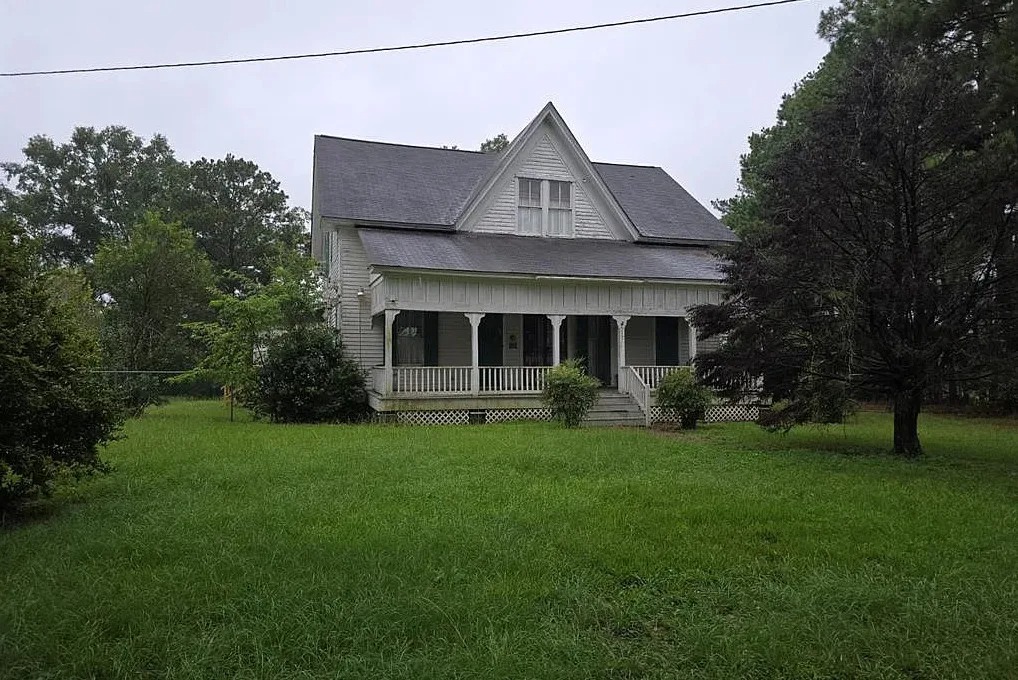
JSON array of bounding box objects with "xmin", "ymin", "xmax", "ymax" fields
[
  {"xmin": 621, "ymin": 366, "xmax": 652, "ymax": 427},
  {"xmin": 479, "ymin": 366, "xmax": 550, "ymax": 393},
  {"xmin": 631, "ymin": 365, "xmax": 691, "ymax": 389},
  {"xmin": 375, "ymin": 365, "xmax": 551, "ymax": 395},
  {"xmin": 392, "ymin": 366, "xmax": 472, "ymax": 394}
]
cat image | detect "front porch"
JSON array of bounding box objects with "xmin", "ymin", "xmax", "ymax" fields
[{"xmin": 369, "ymin": 310, "xmax": 702, "ymax": 421}]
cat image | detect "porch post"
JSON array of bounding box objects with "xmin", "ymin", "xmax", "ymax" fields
[
  {"xmin": 612, "ymin": 315, "xmax": 630, "ymax": 391},
  {"xmin": 383, "ymin": 309, "xmax": 400, "ymax": 395},
  {"xmin": 465, "ymin": 313, "xmax": 485, "ymax": 395},
  {"xmin": 547, "ymin": 315, "xmax": 566, "ymax": 365},
  {"xmin": 687, "ymin": 318, "xmax": 698, "ymax": 363}
]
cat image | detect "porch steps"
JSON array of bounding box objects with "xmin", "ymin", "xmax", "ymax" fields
[{"xmin": 583, "ymin": 391, "xmax": 646, "ymax": 427}]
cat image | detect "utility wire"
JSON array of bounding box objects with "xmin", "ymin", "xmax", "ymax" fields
[{"xmin": 1, "ymin": 0, "xmax": 814, "ymax": 78}]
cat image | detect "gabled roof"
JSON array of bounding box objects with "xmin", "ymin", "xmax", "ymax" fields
[
  {"xmin": 454, "ymin": 102, "xmax": 637, "ymax": 240},
  {"xmin": 313, "ymin": 103, "xmax": 737, "ymax": 245},
  {"xmin": 358, "ymin": 228, "xmax": 724, "ymax": 282}
]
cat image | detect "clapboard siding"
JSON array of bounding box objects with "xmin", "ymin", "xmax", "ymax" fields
[
  {"xmin": 437, "ymin": 312, "xmax": 471, "ymax": 366},
  {"xmin": 333, "ymin": 222, "xmax": 383, "ymax": 370},
  {"xmin": 626, "ymin": 316, "xmax": 655, "ymax": 365},
  {"xmin": 472, "ymin": 134, "xmax": 614, "ymax": 240},
  {"xmin": 375, "ymin": 272, "xmax": 723, "ymax": 318},
  {"xmin": 679, "ymin": 318, "xmax": 692, "ymax": 364}
]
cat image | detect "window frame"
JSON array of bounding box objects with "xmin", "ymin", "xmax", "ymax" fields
[{"xmin": 515, "ymin": 177, "xmax": 574, "ymax": 237}]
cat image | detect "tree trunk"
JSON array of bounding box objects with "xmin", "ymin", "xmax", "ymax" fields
[{"xmin": 892, "ymin": 389, "xmax": 923, "ymax": 457}]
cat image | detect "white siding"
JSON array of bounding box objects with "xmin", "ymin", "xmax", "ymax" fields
[
  {"xmin": 626, "ymin": 316, "xmax": 655, "ymax": 366},
  {"xmin": 472, "ymin": 134, "xmax": 614, "ymax": 240},
  {"xmin": 334, "ymin": 222, "xmax": 383, "ymax": 370},
  {"xmin": 679, "ymin": 318, "xmax": 692, "ymax": 364},
  {"xmin": 437, "ymin": 312, "xmax": 471, "ymax": 366},
  {"xmin": 375, "ymin": 272, "xmax": 723, "ymax": 318}
]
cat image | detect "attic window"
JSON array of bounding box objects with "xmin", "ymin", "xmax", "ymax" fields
[{"xmin": 517, "ymin": 178, "xmax": 574, "ymax": 237}]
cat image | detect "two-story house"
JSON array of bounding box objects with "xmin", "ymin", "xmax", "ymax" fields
[{"xmin": 311, "ymin": 103, "xmax": 741, "ymax": 425}]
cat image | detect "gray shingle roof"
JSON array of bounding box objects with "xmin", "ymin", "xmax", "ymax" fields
[
  {"xmin": 358, "ymin": 228, "xmax": 724, "ymax": 281},
  {"xmin": 314, "ymin": 136, "xmax": 737, "ymax": 244}
]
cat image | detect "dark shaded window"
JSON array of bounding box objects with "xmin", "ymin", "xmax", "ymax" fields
[
  {"xmin": 655, "ymin": 317, "xmax": 679, "ymax": 366},
  {"xmin": 393, "ymin": 311, "xmax": 438, "ymax": 365}
]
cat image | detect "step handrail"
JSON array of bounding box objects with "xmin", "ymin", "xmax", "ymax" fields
[{"xmin": 623, "ymin": 366, "xmax": 652, "ymax": 427}]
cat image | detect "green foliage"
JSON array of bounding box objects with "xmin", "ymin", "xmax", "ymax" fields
[
  {"xmin": 175, "ymin": 258, "xmax": 325, "ymax": 403},
  {"xmin": 0, "ymin": 217, "xmax": 121, "ymax": 513},
  {"xmin": 165, "ymin": 155, "xmax": 308, "ymax": 292},
  {"xmin": 245, "ymin": 326, "xmax": 368, "ymax": 423},
  {"xmin": 542, "ymin": 359, "xmax": 600, "ymax": 427},
  {"xmin": 479, "ymin": 133, "xmax": 510, "ymax": 153},
  {"xmin": 694, "ymin": 0, "xmax": 1018, "ymax": 456},
  {"xmin": 93, "ymin": 212, "xmax": 214, "ymax": 390},
  {"xmin": 656, "ymin": 369, "xmax": 713, "ymax": 429},
  {"xmin": 0, "ymin": 126, "xmax": 179, "ymax": 265}
]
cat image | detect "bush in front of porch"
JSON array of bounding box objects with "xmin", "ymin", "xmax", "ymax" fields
[
  {"xmin": 657, "ymin": 369, "xmax": 712, "ymax": 429},
  {"xmin": 542, "ymin": 359, "xmax": 599, "ymax": 427}
]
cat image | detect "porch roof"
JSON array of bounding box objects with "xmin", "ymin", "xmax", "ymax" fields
[{"xmin": 358, "ymin": 228, "xmax": 724, "ymax": 282}]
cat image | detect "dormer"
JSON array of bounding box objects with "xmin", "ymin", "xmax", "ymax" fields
[{"xmin": 456, "ymin": 103, "xmax": 638, "ymax": 241}]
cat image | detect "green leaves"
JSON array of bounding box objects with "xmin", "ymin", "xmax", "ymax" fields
[{"xmin": 542, "ymin": 360, "xmax": 600, "ymax": 428}]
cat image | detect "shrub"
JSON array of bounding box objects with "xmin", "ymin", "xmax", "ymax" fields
[
  {"xmin": 1, "ymin": 220, "xmax": 121, "ymax": 514},
  {"xmin": 245, "ymin": 325, "xmax": 368, "ymax": 423},
  {"xmin": 542, "ymin": 359, "xmax": 600, "ymax": 427},
  {"xmin": 657, "ymin": 369, "xmax": 712, "ymax": 429}
]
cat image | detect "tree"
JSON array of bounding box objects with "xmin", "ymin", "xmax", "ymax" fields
[
  {"xmin": 247, "ymin": 326, "xmax": 368, "ymax": 423},
  {"xmin": 94, "ymin": 213, "xmax": 214, "ymax": 374},
  {"xmin": 166, "ymin": 155, "xmax": 307, "ymax": 291},
  {"xmin": 480, "ymin": 134, "xmax": 510, "ymax": 153},
  {"xmin": 0, "ymin": 126, "xmax": 180, "ymax": 265},
  {"xmin": 0, "ymin": 216, "xmax": 121, "ymax": 514},
  {"xmin": 695, "ymin": 1, "xmax": 1018, "ymax": 456},
  {"xmin": 175, "ymin": 257, "xmax": 323, "ymax": 415}
]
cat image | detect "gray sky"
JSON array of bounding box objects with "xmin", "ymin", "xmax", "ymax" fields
[{"xmin": 1, "ymin": 0, "xmax": 837, "ymax": 214}]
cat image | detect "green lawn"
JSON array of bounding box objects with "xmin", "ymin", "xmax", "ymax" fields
[{"xmin": 2, "ymin": 402, "xmax": 1017, "ymax": 679}]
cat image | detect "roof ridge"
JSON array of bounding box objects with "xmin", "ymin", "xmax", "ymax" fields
[
  {"xmin": 315, "ymin": 134, "xmax": 489, "ymax": 155},
  {"xmin": 592, "ymin": 160, "xmax": 663, "ymax": 170}
]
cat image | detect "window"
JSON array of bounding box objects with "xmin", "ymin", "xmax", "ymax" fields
[
  {"xmin": 547, "ymin": 180, "xmax": 571, "ymax": 236},
  {"xmin": 516, "ymin": 178, "xmax": 573, "ymax": 237},
  {"xmin": 517, "ymin": 178, "xmax": 543, "ymax": 235}
]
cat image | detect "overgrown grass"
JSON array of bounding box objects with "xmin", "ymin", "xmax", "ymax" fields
[{"xmin": 2, "ymin": 401, "xmax": 1016, "ymax": 679}]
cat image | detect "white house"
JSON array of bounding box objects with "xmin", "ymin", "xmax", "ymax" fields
[{"xmin": 311, "ymin": 103, "xmax": 742, "ymax": 425}]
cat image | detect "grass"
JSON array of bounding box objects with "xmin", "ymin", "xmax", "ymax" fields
[{"xmin": 2, "ymin": 401, "xmax": 1017, "ymax": 679}]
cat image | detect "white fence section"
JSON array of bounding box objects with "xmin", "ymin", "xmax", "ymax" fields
[
  {"xmin": 630, "ymin": 365, "xmax": 690, "ymax": 389},
  {"xmin": 479, "ymin": 366, "xmax": 550, "ymax": 393},
  {"xmin": 392, "ymin": 366, "xmax": 472, "ymax": 394}
]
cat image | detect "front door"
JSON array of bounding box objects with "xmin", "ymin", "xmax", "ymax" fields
[
  {"xmin": 590, "ymin": 316, "xmax": 612, "ymax": 385},
  {"xmin": 479, "ymin": 313, "xmax": 503, "ymax": 366}
]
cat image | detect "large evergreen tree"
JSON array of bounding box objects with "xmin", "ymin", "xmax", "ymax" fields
[{"xmin": 694, "ymin": 0, "xmax": 1018, "ymax": 456}]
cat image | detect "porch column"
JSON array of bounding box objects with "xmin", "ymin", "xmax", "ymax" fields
[
  {"xmin": 465, "ymin": 313, "xmax": 485, "ymax": 395},
  {"xmin": 612, "ymin": 315, "xmax": 630, "ymax": 389},
  {"xmin": 687, "ymin": 318, "xmax": 698, "ymax": 363},
  {"xmin": 547, "ymin": 315, "xmax": 566, "ymax": 365},
  {"xmin": 383, "ymin": 309, "xmax": 401, "ymax": 395}
]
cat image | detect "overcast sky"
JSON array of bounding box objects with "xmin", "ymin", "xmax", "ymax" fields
[{"xmin": 1, "ymin": 0, "xmax": 837, "ymax": 214}]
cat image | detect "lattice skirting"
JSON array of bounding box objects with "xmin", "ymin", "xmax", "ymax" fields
[
  {"xmin": 376, "ymin": 408, "xmax": 553, "ymax": 425},
  {"xmin": 485, "ymin": 408, "xmax": 552, "ymax": 423},
  {"xmin": 394, "ymin": 410, "xmax": 470, "ymax": 425},
  {"xmin": 650, "ymin": 404, "xmax": 760, "ymax": 424}
]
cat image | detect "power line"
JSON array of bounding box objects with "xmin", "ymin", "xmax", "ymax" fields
[{"xmin": 1, "ymin": 0, "xmax": 815, "ymax": 78}]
